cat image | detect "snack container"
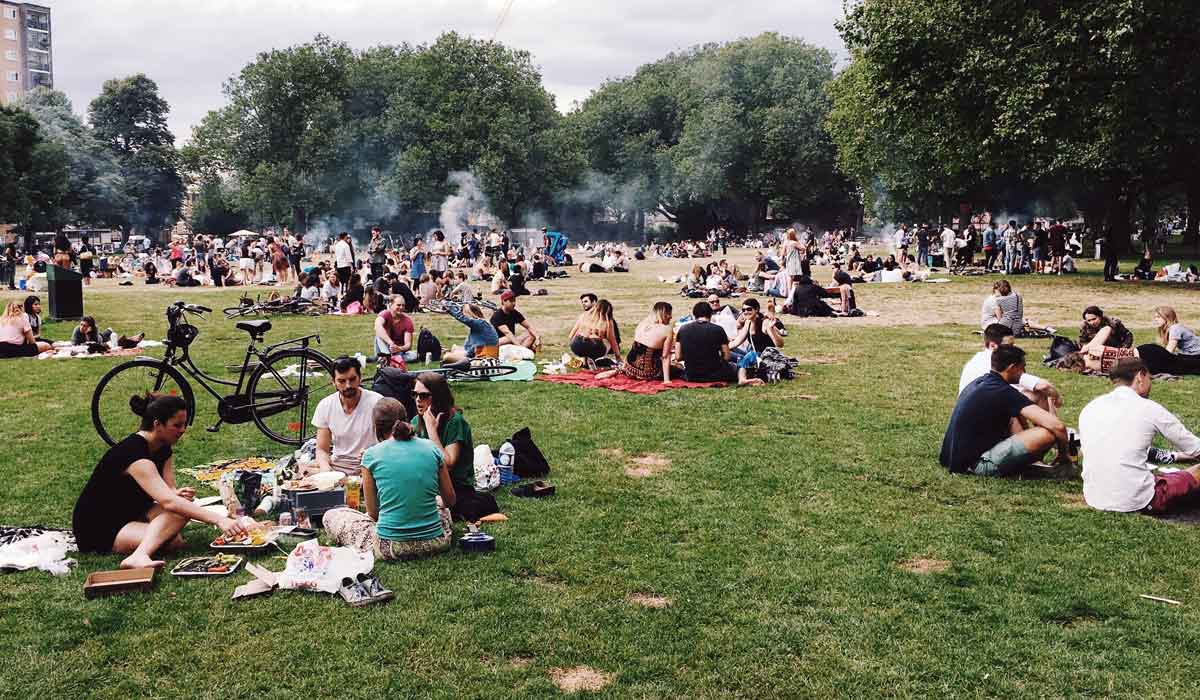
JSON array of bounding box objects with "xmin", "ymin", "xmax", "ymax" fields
[
  {"xmin": 83, "ymin": 568, "xmax": 157, "ymax": 599},
  {"xmin": 171, "ymin": 556, "xmax": 244, "ymax": 577}
]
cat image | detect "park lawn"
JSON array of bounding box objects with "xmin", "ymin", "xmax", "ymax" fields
[{"xmin": 2, "ymin": 252, "xmax": 1200, "ymax": 698}]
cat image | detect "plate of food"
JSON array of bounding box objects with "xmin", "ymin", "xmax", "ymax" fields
[
  {"xmin": 171, "ymin": 554, "xmax": 244, "ymax": 577},
  {"xmin": 210, "ymin": 530, "xmax": 274, "ymax": 553}
]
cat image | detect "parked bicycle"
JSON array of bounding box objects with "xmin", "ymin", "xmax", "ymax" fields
[
  {"xmin": 224, "ymin": 293, "xmax": 328, "ymax": 319},
  {"xmin": 92, "ymin": 301, "xmax": 336, "ymax": 447}
]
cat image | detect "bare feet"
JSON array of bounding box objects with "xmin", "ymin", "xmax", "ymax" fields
[{"xmin": 120, "ymin": 553, "xmax": 165, "ymax": 570}]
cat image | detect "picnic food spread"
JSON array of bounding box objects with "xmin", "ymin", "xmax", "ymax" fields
[{"xmin": 171, "ymin": 554, "xmax": 242, "ymax": 576}]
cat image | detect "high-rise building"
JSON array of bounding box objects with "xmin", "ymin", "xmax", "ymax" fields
[{"xmin": 0, "ymin": 2, "xmax": 52, "ymax": 107}]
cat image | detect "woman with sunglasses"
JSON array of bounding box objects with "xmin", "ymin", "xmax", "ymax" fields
[{"xmin": 410, "ymin": 372, "xmax": 495, "ymax": 521}]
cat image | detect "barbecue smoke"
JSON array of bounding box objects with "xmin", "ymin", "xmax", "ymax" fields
[{"xmin": 439, "ymin": 171, "xmax": 492, "ymax": 246}]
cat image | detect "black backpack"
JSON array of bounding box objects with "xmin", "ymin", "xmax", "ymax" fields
[
  {"xmin": 509, "ymin": 427, "xmax": 550, "ymax": 478},
  {"xmin": 416, "ymin": 328, "xmax": 442, "ymax": 362},
  {"xmin": 371, "ymin": 368, "xmax": 418, "ymax": 419}
]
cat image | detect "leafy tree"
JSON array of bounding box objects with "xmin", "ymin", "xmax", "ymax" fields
[
  {"xmin": 19, "ymin": 88, "xmax": 130, "ymax": 228},
  {"xmin": 569, "ymin": 33, "xmax": 854, "ymax": 237},
  {"xmin": 88, "ymin": 74, "xmax": 184, "ymax": 238},
  {"xmin": 188, "ymin": 176, "xmax": 248, "ymax": 235},
  {"xmin": 0, "ymin": 104, "xmax": 69, "ymax": 245}
]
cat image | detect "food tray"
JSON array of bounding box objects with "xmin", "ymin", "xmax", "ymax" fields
[
  {"xmin": 171, "ymin": 555, "xmax": 244, "ymax": 577},
  {"xmin": 83, "ymin": 567, "xmax": 157, "ymax": 599},
  {"xmin": 209, "ymin": 537, "xmax": 274, "ymax": 553}
]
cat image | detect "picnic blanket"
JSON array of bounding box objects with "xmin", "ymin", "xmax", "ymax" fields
[
  {"xmin": 37, "ymin": 346, "xmax": 144, "ymax": 360},
  {"xmin": 537, "ymin": 369, "xmax": 726, "ymax": 394},
  {"xmin": 491, "ymin": 360, "xmax": 537, "ymax": 381}
]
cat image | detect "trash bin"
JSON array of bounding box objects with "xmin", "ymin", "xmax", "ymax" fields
[{"xmin": 47, "ymin": 264, "xmax": 84, "ymax": 320}]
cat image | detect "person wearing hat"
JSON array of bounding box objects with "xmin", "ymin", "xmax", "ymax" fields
[{"xmin": 491, "ymin": 290, "xmax": 540, "ymax": 351}]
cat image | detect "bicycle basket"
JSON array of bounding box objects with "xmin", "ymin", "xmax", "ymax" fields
[{"xmin": 170, "ymin": 322, "xmax": 199, "ymax": 347}]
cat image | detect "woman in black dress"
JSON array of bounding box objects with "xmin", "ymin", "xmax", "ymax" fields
[{"xmin": 72, "ymin": 393, "xmax": 248, "ymax": 569}]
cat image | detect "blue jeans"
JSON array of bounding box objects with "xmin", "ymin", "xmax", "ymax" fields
[{"xmin": 375, "ymin": 337, "xmax": 419, "ymax": 363}]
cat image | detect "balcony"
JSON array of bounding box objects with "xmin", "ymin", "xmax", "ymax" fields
[
  {"xmin": 26, "ymin": 54, "xmax": 49, "ymax": 72},
  {"xmin": 25, "ymin": 30, "xmax": 49, "ymax": 52},
  {"xmin": 25, "ymin": 13, "xmax": 49, "ymax": 32},
  {"xmin": 28, "ymin": 71, "xmax": 51, "ymax": 88}
]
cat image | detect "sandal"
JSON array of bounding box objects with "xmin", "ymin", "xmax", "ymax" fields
[{"xmin": 510, "ymin": 481, "xmax": 556, "ymax": 498}]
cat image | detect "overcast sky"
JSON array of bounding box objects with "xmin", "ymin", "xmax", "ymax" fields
[{"xmin": 44, "ymin": 0, "xmax": 847, "ymax": 143}]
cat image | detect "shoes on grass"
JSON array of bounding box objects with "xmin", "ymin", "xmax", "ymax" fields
[
  {"xmin": 511, "ymin": 481, "xmax": 555, "ymax": 498},
  {"xmin": 356, "ymin": 573, "xmax": 394, "ymax": 604},
  {"xmin": 339, "ymin": 575, "xmax": 393, "ymax": 607}
]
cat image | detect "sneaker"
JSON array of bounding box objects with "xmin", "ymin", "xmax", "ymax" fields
[
  {"xmin": 356, "ymin": 573, "xmax": 394, "ymax": 603},
  {"xmin": 337, "ymin": 576, "xmax": 374, "ymax": 607}
]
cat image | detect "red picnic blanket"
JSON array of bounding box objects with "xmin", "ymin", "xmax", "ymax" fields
[{"xmin": 536, "ymin": 369, "xmax": 726, "ymax": 394}]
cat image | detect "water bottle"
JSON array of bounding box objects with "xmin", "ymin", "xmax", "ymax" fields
[{"xmin": 498, "ymin": 441, "xmax": 515, "ymax": 468}]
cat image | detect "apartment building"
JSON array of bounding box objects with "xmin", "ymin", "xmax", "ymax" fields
[{"xmin": 0, "ymin": 2, "xmax": 52, "ymax": 107}]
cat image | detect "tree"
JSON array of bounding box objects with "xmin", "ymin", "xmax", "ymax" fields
[
  {"xmin": 88, "ymin": 74, "xmax": 184, "ymax": 238},
  {"xmin": 0, "ymin": 104, "xmax": 69, "ymax": 245},
  {"xmin": 828, "ymin": 0, "xmax": 1200, "ymax": 252},
  {"xmin": 19, "ymin": 88, "xmax": 130, "ymax": 228},
  {"xmin": 188, "ymin": 176, "xmax": 248, "ymax": 236},
  {"xmin": 569, "ymin": 33, "xmax": 855, "ymax": 237}
]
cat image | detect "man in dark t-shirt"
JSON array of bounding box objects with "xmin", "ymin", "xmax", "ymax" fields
[
  {"xmin": 676, "ymin": 301, "xmax": 736, "ymax": 383},
  {"xmin": 940, "ymin": 345, "xmax": 1071, "ymax": 477},
  {"xmin": 490, "ymin": 291, "xmax": 540, "ymax": 349}
]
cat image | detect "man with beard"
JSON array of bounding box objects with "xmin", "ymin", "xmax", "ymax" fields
[{"xmin": 313, "ymin": 356, "xmax": 383, "ymax": 477}]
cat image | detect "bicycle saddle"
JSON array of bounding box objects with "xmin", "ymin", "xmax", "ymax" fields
[{"xmin": 236, "ymin": 320, "xmax": 272, "ymax": 337}]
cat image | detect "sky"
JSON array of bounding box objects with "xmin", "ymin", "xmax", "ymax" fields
[{"xmin": 43, "ymin": 0, "xmax": 847, "ymax": 143}]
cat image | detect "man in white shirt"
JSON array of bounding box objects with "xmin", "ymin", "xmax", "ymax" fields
[
  {"xmin": 312, "ymin": 356, "xmax": 382, "ymax": 477},
  {"xmin": 940, "ymin": 225, "xmax": 959, "ymax": 266},
  {"xmin": 1079, "ymin": 358, "xmax": 1200, "ymax": 513},
  {"xmin": 332, "ymin": 231, "xmax": 355, "ymax": 295},
  {"xmin": 959, "ymin": 323, "xmax": 1062, "ymax": 413}
]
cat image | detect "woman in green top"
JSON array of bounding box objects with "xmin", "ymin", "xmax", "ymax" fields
[
  {"xmin": 322, "ymin": 398, "xmax": 455, "ymax": 560},
  {"xmin": 411, "ymin": 372, "xmax": 495, "ymax": 521}
]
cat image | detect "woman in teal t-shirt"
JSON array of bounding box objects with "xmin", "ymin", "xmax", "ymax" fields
[{"xmin": 323, "ymin": 398, "xmax": 455, "ymax": 560}]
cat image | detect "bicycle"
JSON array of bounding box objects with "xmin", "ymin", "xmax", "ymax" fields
[
  {"xmin": 92, "ymin": 301, "xmax": 336, "ymax": 447},
  {"xmin": 224, "ymin": 293, "xmax": 328, "ymax": 319}
]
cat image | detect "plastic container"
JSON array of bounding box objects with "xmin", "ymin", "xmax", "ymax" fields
[
  {"xmin": 345, "ymin": 477, "xmax": 361, "ymax": 510},
  {"xmin": 498, "ymin": 464, "xmax": 519, "ymax": 485},
  {"xmin": 498, "ymin": 442, "xmax": 515, "ymax": 468}
]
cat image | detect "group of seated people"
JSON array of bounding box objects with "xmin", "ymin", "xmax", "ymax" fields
[
  {"xmin": 1052, "ymin": 305, "xmax": 1200, "ymax": 376},
  {"xmin": 944, "ymin": 321, "xmax": 1200, "ymax": 516},
  {"xmin": 72, "ymin": 355, "xmax": 490, "ymax": 569}
]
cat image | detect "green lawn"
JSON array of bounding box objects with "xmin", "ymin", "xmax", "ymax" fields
[{"xmin": 2, "ymin": 251, "xmax": 1199, "ymax": 698}]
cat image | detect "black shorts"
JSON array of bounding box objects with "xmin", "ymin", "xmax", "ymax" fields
[
  {"xmin": 336, "ymin": 266, "xmax": 352, "ymax": 285},
  {"xmin": 0, "ymin": 342, "xmax": 38, "ymax": 359},
  {"xmin": 569, "ymin": 336, "xmax": 608, "ymax": 360}
]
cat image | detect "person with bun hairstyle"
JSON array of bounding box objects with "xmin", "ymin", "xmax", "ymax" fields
[
  {"xmin": 322, "ymin": 397, "xmax": 456, "ymax": 559},
  {"xmin": 72, "ymin": 393, "xmax": 249, "ymax": 569},
  {"xmin": 411, "ymin": 372, "xmax": 496, "ymax": 521}
]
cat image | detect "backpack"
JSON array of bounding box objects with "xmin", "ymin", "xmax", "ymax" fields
[
  {"xmin": 755, "ymin": 347, "xmax": 799, "ymax": 383},
  {"xmin": 509, "ymin": 427, "xmax": 550, "ymax": 478},
  {"xmin": 1043, "ymin": 336, "xmax": 1080, "ymax": 365},
  {"xmin": 416, "ymin": 328, "xmax": 442, "ymax": 362},
  {"xmin": 371, "ymin": 367, "xmax": 417, "ymax": 420}
]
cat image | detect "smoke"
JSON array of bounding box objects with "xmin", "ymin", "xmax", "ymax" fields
[{"xmin": 438, "ymin": 171, "xmax": 494, "ymax": 246}]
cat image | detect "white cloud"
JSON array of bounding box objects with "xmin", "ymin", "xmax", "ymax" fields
[{"xmin": 42, "ymin": 0, "xmax": 846, "ymax": 140}]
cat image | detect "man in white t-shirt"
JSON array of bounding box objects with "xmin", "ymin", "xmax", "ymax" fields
[
  {"xmin": 333, "ymin": 231, "xmax": 355, "ymax": 295},
  {"xmin": 940, "ymin": 225, "xmax": 958, "ymax": 265},
  {"xmin": 1079, "ymin": 358, "xmax": 1200, "ymax": 513},
  {"xmin": 312, "ymin": 356, "xmax": 382, "ymax": 476},
  {"xmin": 959, "ymin": 323, "xmax": 1061, "ymax": 413}
]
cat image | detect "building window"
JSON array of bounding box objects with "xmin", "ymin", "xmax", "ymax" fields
[
  {"xmin": 3, "ymin": 7, "xmax": 17, "ymax": 19},
  {"xmin": 6, "ymin": 92, "xmax": 17, "ymax": 103},
  {"xmin": 4, "ymin": 50, "xmax": 15, "ymax": 61},
  {"xmin": 4, "ymin": 29, "xmax": 17, "ymax": 40},
  {"xmin": 6, "ymin": 71, "xmax": 18, "ymax": 82}
]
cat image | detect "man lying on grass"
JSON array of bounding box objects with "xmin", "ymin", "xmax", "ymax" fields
[
  {"xmin": 1079, "ymin": 358, "xmax": 1200, "ymax": 514},
  {"xmin": 959, "ymin": 323, "xmax": 1062, "ymax": 414},
  {"xmin": 940, "ymin": 344, "xmax": 1073, "ymax": 477}
]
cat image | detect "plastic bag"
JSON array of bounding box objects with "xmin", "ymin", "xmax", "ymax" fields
[
  {"xmin": 473, "ymin": 444, "xmax": 500, "ymax": 492},
  {"xmin": 274, "ymin": 539, "xmax": 373, "ymax": 593},
  {"xmin": 0, "ymin": 532, "xmax": 76, "ymax": 576}
]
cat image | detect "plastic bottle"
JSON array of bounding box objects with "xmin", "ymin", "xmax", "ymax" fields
[{"xmin": 498, "ymin": 442, "xmax": 515, "ymax": 468}]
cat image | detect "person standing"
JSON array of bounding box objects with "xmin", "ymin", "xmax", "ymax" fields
[
  {"xmin": 78, "ymin": 235, "xmax": 95, "ymax": 286},
  {"xmin": 1002, "ymin": 220, "xmax": 1020, "ymax": 273},
  {"xmin": 915, "ymin": 224, "xmax": 931, "ymax": 269},
  {"xmin": 287, "ymin": 229, "xmax": 304, "ymax": 277},
  {"xmin": 428, "ymin": 230, "xmax": 450, "ymax": 280},
  {"xmin": 2, "ymin": 243, "xmax": 17, "ymax": 289},
  {"xmin": 1048, "ymin": 219, "xmax": 1067, "ymax": 275},
  {"xmin": 367, "ymin": 227, "xmax": 387, "ymax": 282},
  {"xmin": 982, "ymin": 221, "xmax": 1000, "ymax": 271},
  {"xmin": 940, "ymin": 224, "xmax": 957, "ymax": 268},
  {"xmin": 333, "ymin": 232, "xmax": 355, "ymax": 297}
]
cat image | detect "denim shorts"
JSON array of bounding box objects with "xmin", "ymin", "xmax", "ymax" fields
[{"xmin": 971, "ymin": 436, "xmax": 1035, "ymax": 477}]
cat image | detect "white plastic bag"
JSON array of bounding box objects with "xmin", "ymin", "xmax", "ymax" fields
[
  {"xmin": 274, "ymin": 539, "xmax": 373, "ymax": 594},
  {"xmin": 473, "ymin": 444, "xmax": 500, "ymax": 492},
  {"xmin": 499, "ymin": 344, "xmax": 535, "ymax": 362},
  {"xmin": 0, "ymin": 532, "xmax": 76, "ymax": 576}
]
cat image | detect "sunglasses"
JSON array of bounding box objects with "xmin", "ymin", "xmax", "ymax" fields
[{"xmin": 413, "ymin": 391, "xmax": 432, "ymax": 399}]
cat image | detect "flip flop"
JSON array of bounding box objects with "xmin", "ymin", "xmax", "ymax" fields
[{"xmin": 510, "ymin": 481, "xmax": 556, "ymax": 498}]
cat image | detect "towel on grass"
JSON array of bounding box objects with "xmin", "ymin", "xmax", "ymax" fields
[{"xmin": 537, "ymin": 369, "xmax": 726, "ymax": 394}]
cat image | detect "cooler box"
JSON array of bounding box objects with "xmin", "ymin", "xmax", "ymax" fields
[{"xmin": 284, "ymin": 488, "xmax": 345, "ymax": 528}]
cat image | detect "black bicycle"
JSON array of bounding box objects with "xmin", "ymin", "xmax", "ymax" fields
[{"xmin": 91, "ymin": 301, "xmax": 336, "ymax": 447}]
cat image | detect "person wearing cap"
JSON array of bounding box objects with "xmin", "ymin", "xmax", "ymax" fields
[
  {"xmin": 490, "ymin": 291, "xmax": 540, "ymax": 351},
  {"xmin": 1079, "ymin": 358, "xmax": 1200, "ymax": 513}
]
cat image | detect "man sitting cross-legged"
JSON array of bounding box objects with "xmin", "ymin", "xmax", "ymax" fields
[
  {"xmin": 1079, "ymin": 358, "xmax": 1200, "ymax": 514},
  {"xmin": 941, "ymin": 344, "xmax": 1072, "ymax": 477},
  {"xmin": 374, "ymin": 296, "xmax": 418, "ymax": 369},
  {"xmin": 490, "ymin": 290, "xmax": 540, "ymax": 351},
  {"xmin": 313, "ymin": 356, "xmax": 383, "ymax": 477},
  {"xmin": 959, "ymin": 323, "xmax": 1062, "ymax": 414}
]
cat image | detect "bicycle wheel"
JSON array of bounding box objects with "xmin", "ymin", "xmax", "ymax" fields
[
  {"xmin": 92, "ymin": 360, "xmax": 195, "ymax": 446},
  {"xmin": 247, "ymin": 348, "xmax": 336, "ymax": 446}
]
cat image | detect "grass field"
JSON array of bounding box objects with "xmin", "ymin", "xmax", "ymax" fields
[{"xmin": 3, "ymin": 249, "xmax": 1200, "ymax": 698}]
